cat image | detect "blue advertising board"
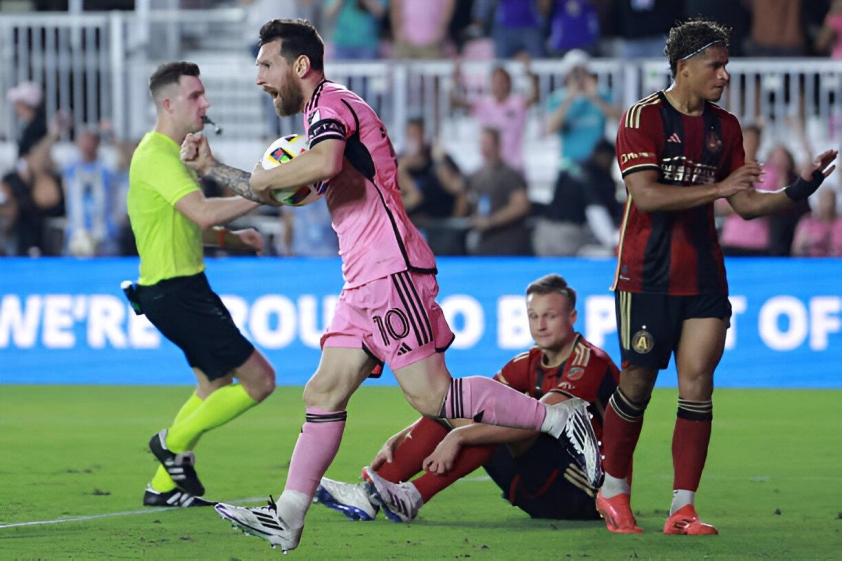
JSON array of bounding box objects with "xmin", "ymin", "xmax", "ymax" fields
[{"xmin": 1, "ymin": 257, "xmax": 841, "ymax": 388}]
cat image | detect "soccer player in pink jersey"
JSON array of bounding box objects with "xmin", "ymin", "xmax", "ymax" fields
[{"xmin": 179, "ymin": 19, "xmax": 600, "ymax": 553}]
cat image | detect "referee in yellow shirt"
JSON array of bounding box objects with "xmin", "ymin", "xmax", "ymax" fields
[{"xmin": 128, "ymin": 61, "xmax": 276, "ymax": 508}]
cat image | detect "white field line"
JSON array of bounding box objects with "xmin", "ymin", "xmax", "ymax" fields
[
  {"xmin": 0, "ymin": 496, "xmax": 267, "ymax": 529},
  {"xmin": 1, "ymin": 478, "xmax": 499, "ymax": 529}
]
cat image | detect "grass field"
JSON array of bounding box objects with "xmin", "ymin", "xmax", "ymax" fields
[{"xmin": 0, "ymin": 385, "xmax": 840, "ymax": 560}]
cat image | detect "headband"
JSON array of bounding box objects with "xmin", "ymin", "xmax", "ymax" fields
[{"xmin": 680, "ymin": 40, "xmax": 725, "ymax": 61}]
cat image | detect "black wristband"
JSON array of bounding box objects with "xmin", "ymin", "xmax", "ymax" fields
[{"xmin": 785, "ymin": 169, "xmax": 825, "ymax": 201}]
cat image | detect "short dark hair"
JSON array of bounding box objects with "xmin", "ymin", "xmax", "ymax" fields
[
  {"xmin": 665, "ymin": 18, "xmax": 730, "ymax": 78},
  {"xmin": 526, "ymin": 274, "xmax": 577, "ymax": 309},
  {"xmin": 258, "ymin": 19, "xmax": 324, "ymax": 71},
  {"xmin": 149, "ymin": 61, "xmax": 200, "ymax": 98}
]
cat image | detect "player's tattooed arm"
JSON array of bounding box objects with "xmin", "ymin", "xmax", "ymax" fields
[{"xmin": 203, "ymin": 162, "xmax": 261, "ymax": 202}]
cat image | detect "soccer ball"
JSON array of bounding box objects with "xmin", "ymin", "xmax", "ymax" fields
[{"xmin": 261, "ymin": 134, "xmax": 327, "ymax": 206}]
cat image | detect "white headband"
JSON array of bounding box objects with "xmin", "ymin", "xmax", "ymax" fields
[{"xmin": 680, "ymin": 40, "xmax": 724, "ymax": 61}]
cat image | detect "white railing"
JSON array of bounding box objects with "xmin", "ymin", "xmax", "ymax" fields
[{"xmin": 3, "ymin": 9, "xmax": 842, "ymax": 152}]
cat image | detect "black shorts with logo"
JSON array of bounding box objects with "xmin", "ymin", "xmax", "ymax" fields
[
  {"xmin": 483, "ymin": 434, "xmax": 599, "ymax": 520},
  {"xmin": 614, "ymin": 291, "xmax": 732, "ymax": 370},
  {"xmin": 136, "ymin": 272, "xmax": 254, "ymax": 381}
]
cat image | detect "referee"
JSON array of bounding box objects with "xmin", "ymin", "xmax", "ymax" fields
[{"xmin": 128, "ymin": 61, "xmax": 276, "ymax": 508}]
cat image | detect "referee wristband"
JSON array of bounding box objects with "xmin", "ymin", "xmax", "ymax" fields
[
  {"xmin": 217, "ymin": 228, "xmax": 226, "ymax": 247},
  {"xmin": 785, "ymin": 170, "xmax": 824, "ymax": 201}
]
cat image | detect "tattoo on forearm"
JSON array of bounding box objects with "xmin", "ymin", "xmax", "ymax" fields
[{"xmin": 205, "ymin": 162, "xmax": 260, "ymax": 201}]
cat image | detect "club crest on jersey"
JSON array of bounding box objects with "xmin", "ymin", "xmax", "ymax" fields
[
  {"xmin": 567, "ymin": 367, "xmax": 585, "ymax": 381},
  {"xmin": 632, "ymin": 330, "xmax": 654, "ymax": 354},
  {"xmin": 705, "ymin": 130, "xmax": 722, "ymax": 153}
]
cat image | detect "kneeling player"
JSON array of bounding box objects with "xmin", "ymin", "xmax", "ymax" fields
[{"xmin": 315, "ymin": 274, "xmax": 619, "ymax": 521}]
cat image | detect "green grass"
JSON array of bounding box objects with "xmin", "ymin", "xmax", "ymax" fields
[{"xmin": 0, "ymin": 386, "xmax": 840, "ymax": 560}]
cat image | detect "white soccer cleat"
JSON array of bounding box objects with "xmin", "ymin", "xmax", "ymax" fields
[
  {"xmin": 315, "ymin": 478, "xmax": 379, "ymax": 521},
  {"xmin": 215, "ymin": 497, "xmax": 302, "ymax": 553},
  {"xmin": 549, "ymin": 397, "xmax": 604, "ymax": 488},
  {"xmin": 361, "ymin": 466, "xmax": 423, "ymax": 523}
]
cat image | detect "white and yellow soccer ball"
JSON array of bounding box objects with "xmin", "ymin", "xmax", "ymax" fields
[{"xmin": 261, "ymin": 134, "xmax": 327, "ymax": 206}]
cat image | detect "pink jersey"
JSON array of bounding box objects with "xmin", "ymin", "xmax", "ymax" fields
[
  {"xmin": 304, "ymin": 80, "xmax": 437, "ymax": 287},
  {"xmin": 471, "ymin": 94, "xmax": 528, "ymax": 170}
]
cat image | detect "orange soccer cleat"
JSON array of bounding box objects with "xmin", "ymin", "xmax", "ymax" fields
[
  {"xmin": 663, "ymin": 504, "xmax": 719, "ymax": 535},
  {"xmin": 596, "ymin": 490, "xmax": 643, "ymax": 534}
]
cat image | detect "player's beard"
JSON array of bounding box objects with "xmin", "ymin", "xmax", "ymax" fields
[{"xmin": 274, "ymin": 73, "xmax": 304, "ymax": 117}]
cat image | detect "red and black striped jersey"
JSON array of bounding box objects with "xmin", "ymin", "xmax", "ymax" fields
[
  {"xmin": 613, "ymin": 91, "xmax": 745, "ymax": 295},
  {"xmin": 493, "ymin": 335, "xmax": 620, "ymax": 441}
]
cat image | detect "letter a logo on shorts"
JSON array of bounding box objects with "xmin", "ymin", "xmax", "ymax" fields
[{"xmin": 632, "ymin": 330, "xmax": 654, "ymax": 354}]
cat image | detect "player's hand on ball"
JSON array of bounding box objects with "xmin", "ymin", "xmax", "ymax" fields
[{"xmin": 232, "ymin": 228, "xmax": 264, "ymax": 255}]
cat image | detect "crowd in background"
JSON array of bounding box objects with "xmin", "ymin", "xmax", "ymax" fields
[{"xmin": 2, "ymin": 0, "xmax": 842, "ymax": 258}]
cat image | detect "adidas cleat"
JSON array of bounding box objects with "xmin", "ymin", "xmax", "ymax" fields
[
  {"xmin": 544, "ymin": 397, "xmax": 604, "ymax": 488},
  {"xmin": 315, "ymin": 478, "xmax": 379, "ymax": 521},
  {"xmin": 215, "ymin": 496, "xmax": 302, "ymax": 553},
  {"xmin": 362, "ymin": 466, "xmax": 423, "ymax": 523},
  {"xmin": 560, "ymin": 399, "xmax": 604, "ymax": 489},
  {"xmin": 148, "ymin": 429, "xmax": 205, "ymax": 496},
  {"xmin": 142, "ymin": 484, "xmax": 215, "ymax": 507},
  {"xmin": 596, "ymin": 490, "xmax": 643, "ymax": 534},
  {"xmin": 663, "ymin": 504, "xmax": 718, "ymax": 535}
]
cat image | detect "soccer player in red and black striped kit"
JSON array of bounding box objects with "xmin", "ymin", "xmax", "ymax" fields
[{"xmin": 598, "ymin": 18, "xmax": 837, "ymax": 535}]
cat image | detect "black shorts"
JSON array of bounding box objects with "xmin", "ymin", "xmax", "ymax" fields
[
  {"xmin": 614, "ymin": 291, "xmax": 732, "ymax": 370},
  {"xmin": 136, "ymin": 272, "xmax": 255, "ymax": 381},
  {"xmin": 483, "ymin": 434, "xmax": 599, "ymax": 520}
]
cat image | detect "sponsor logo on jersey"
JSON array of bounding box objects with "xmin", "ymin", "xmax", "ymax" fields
[{"xmin": 620, "ymin": 151, "xmax": 652, "ymax": 165}]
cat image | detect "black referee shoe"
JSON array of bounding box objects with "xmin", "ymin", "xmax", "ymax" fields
[
  {"xmin": 148, "ymin": 429, "xmax": 206, "ymax": 496},
  {"xmin": 143, "ymin": 484, "xmax": 216, "ymax": 508}
]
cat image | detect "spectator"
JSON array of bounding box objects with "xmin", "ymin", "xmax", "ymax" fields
[
  {"xmin": 457, "ymin": 127, "xmax": 532, "ymax": 255},
  {"xmin": 7, "ymin": 80, "xmax": 48, "ymax": 160},
  {"xmin": 0, "ymin": 135, "xmax": 65, "ymax": 257},
  {"xmin": 390, "ymin": 0, "xmax": 457, "ymax": 59},
  {"xmin": 814, "ymin": 0, "xmax": 842, "ymax": 58},
  {"xmin": 545, "ymin": 49, "xmax": 621, "ymax": 171},
  {"xmin": 487, "ymin": 0, "xmax": 548, "ymax": 58},
  {"xmin": 323, "ymin": 0, "xmax": 387, "ymax": 60},
  {"xmin": 768, "ymin": 144, "xmax": 812, "ymax": 256},
  {"xmin": 744, "ymin": 0, "xmax": 806, "ymax": 57},
  {"xmin": 112, "ymin": 139, "xmax": 140, "ymax": 256},
  {"xmin": 610, "ymin": 0, "xmax": 681, "ymax": 59},
  {"xmin": 792, "ymin": 187, "xmax": 842, "ymax": 256},
  {"xmin": 399, "ymin": 118, "xmax": 463, "ymax": 220},
  {"xmin": 543, "ymin": 0, "xmax": 601, "ymax": 56},
  {"xmin": 532, "ymin": 139, "xmax": 621, "ymax": 256},
  {"xmin": 281, "ymin": 200, "xmax": 340, "ymax": 257},
  {"xmin": 62, "ymin": 127, "xmax": 119, "ymax": 256},
  {"xmin": 451, "ymin": 61, "xmax": 539, "ymax": 172}
]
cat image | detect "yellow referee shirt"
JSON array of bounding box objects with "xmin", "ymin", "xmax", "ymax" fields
[{"xmin": 128, "ymin": 132, "xmax": 204, "ymax": 285}]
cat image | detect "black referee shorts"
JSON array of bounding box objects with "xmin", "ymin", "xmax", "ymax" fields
[
  {"xmin": 136, "ymin": 272, "xmax": 255, "ymax": 381},
  {"xmin": 614, "ymin": 291, "xmax": 732, "ymax": 370},
  {"xmin": 483, "ymin": 434, "xmax": 599, "ymax": 520}
]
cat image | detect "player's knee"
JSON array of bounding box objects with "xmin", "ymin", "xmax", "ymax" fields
[
  {"xmin": 242, "ymin": 367, "xmax": 275, "ymax": 402},
  {"xmin": 677, "ymin": 370, "xmax": 713, "ymax": 400},
  {"xmin": 403, "ymin": 392, "xmax": 443, "ymax": 418}
]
